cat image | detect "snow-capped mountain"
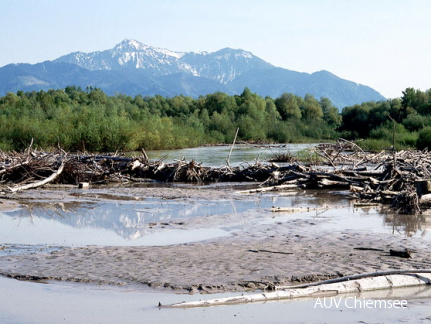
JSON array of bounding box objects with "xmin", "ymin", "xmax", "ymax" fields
[
  {"xmin": 55, "ymin": 39, "xmax": 273, "ymax": 84},
  {"xmin": 56, "ymin": 40, "xmax": 188, "ymax": 73},
  {"xmin": 0, "ymin": 39, "xmax": 385, "ymax": 108}
]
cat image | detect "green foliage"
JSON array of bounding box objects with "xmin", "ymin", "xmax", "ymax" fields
[
  {"xmin": 357, "ymin": 139, "xmax": 393, "ymax": 152},
  {"xmin": 340, "ymin": 104, "xmax": 371, "ymax": 138},
  {"xmin": 339, "ymin": 86, "xmax": 431, "ymax": 150},
  {"xmin": 3, "ymin": 85, "xmax": 431, "ymax": 153},
  {"xmin": 295, "ymin": 149, "xmax": 324, "ymax": 164},
  {"xmin": 417, "ymin": 127, "xmax": 431, "ymax": 150},
  {"xmin": 274, "ymin": 93, "xmax": 302, "ymax": 120},
  {"xmin": 301, "ymin": 94, "xmax": 323, "ymax": 121},
  {"xmin": 369, "ymin": 123, "xmax": 417, "ymax": 149},
  {"xmin": 402, "ymin": 113, "xmax": 426, "ymax": 131},
  {"xmin": 321, "ymin": 98, "xmax": 342, "ymax": 128},
  {"xmin": 0, "ymin": 87, "xmax": 343, "ymax": 152}
]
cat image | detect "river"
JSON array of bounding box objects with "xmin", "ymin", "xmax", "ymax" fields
[{"xmin": 1, "ymin": 144, "xmax": 431, "ymax": 323}]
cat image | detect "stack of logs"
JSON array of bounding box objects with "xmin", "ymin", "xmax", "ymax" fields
[{"xmin": 0, "ymin": 140, "xmax": 431, "ymax": 214}]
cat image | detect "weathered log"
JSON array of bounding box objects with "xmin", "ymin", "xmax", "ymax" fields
[
  {"xmin": 167, "ymin": 271, "xmax": 431, "ymax": 308},
  {"xmin": 353, "ymin": 202, "xmax": 381, "ymax": 207},
  {"xmin": 0, "ymin": 147, "xmax": 430, "ymax": 215},
  {"xmin": 389, "ymin": 249, "xmax": 412, "ymax": 258},
  {"xmin": 420, "ymin": 193, "xmax": 431, "ymax": 205},
  {"xmin": 318, "ymin": 178, "xmax": 351, "ymax": 188},
  {"xmin": 350, "ymin": 185, "xmax": 364, "ymax": 192},
  {"xmin": 248, "ymin": 249, "xmax": 293, "ymax": 255},
  {"xmin": 271, "ymin": 206, "xmax": 332, "ymax": 213},
  {"xmin": 236, "ymin": 184, "xmax": 298, "ymax": 194},
  {"xmin": 7, "ymin": 161, "xmax": 65, "ymax": 193},
  {"xmin": 353, "ymin": 247, "xmax": 385, "ymax": 251}
]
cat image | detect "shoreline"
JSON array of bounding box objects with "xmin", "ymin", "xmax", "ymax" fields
[
  {"xmin": 1, "ymin": 184, "xmax": 431, "ymax": 295},
  {"xmin": 2, "ymin": 215, "xmax": 431, "ymax": 294}
]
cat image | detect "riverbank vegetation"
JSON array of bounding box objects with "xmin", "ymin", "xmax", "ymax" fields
[
  {"xmin": 0, "ymin": 87, "xmax": 341, "ymax": 151},
  {"xmin": 340, "ymin": 87, "xmax": 431, "ymax": 151},
  {"xmin": 0, "ymin": 86, "xmax": 430, "ymax": 152}
]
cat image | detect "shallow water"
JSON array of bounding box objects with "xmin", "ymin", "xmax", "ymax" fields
[
  {"xmin": 2, "ymin": 144, "xmax": 431, "ymax": 323},
  {"xmin": 146, "ymin": 143, "xmax": 314, "ymax": 167},
  {"xmin": 2, "ymin": 276, "xmax": 431, "ymax": 324},
  {"xmin": 1, "ymin": 185, "xmax": 430, "ymax": 248}
]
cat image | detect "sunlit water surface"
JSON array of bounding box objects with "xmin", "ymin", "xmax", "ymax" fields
[{"xmin": 2, "ymin": 144, "xmax": 431, "ymax": 323}]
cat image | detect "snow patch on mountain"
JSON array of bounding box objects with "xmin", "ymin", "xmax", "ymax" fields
[{"xmin": 54, "ymin": 39, "xmax": 272, "ymax": 83}]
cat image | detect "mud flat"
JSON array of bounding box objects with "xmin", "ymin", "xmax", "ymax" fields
[{"xmin": 1, "ymin": 185, "xmax": 431, "ymax": 294}]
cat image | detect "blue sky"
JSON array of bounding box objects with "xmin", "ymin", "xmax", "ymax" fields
[{"xmin": 1, "ymin": 0, "xmax": 430, "ymax": 98}]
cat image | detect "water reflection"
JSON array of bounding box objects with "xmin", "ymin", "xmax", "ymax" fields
[
  {"xmin": 146, "ymin": 143, "xmax": 314, "ymax": 167},
  {"xmin": 3, "ymin": 193, "xmax": 312, "ymax": 241},
  {"xmin": 383, "ymin": 212, "xmax": 429, "ymax": 238},
  {"xmin": 1, "ymin": 188, "xmax": 430, "ymax": 247}
]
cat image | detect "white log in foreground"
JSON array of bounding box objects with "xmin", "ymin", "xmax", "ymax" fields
[{"xmin": 166, "ymin": 270, "xmax": 431, "ymax": 308}]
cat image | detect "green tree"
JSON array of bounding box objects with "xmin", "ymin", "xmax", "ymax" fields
[
  {"xmin": 274, "ymin": 93, "xmax": 301, "ymax": 120},
  {"xmin": 320, "ymin": 97, "xmax": 341, "ymax": 128},
  {"xmin": 301, "ymin": 94, "xmax": 323, "ymax": 121},
  {"xmin": 341, "ymin": 104, "xmax": 371, "ymax": 138}
]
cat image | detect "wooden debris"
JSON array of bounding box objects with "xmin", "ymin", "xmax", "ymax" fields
[
  {"xmin": 78, "ymin": 182, "xmax": 90, "ymax": 189},
  {"xmin": 353, "ymin": 247, "xmax": 385, "ymax": 252},
  {"xmin": 7, "ymin": 160, "xmax": 65, "ymax": 193},
  {"xmin": 353, "ymin": 202, "xmax": 381, "ymax": 207},
  {"xmin": 236, "ymin": 184, "xmax": 298, "ymax": 194},
  {"xmin": 271, "ymin": 206, "xmax": 332, "ymax": 213},
  {"xmin": 248, "ymin": 249, "xmax": 293, "ymax": 255},
  {"xmin": 0, "ymin": 144, "xmax": 430, "ymax": 215},
  {"xmin": 167, "ymin": 270, "xmax": 431, "ymax": 308},
  {"xmin": 389, "ymin": 249, "xmax": 412, "ymax": 258}
]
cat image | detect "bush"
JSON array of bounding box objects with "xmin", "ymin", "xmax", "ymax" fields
[
  {"xmin": 402, "ymin": 113, "xmax": 426, "ymax": 132},
  {"xmin": 357, "ymin": 139, "xmax": 393, "ymax": 152},
  {"xmin": 417, "ymin": 127, "xmax": 431, "ymax": 150}
]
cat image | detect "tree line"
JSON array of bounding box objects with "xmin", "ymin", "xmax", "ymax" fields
[
  {"xmin": 340, "ymin": 87, "xmax": 431, "ymax": 150},
  {"xmin": 0, "ymin": 86, "xmax": 430, "ymax": 152},
  {"xmin": 0, "ymin": 87, "xmax": 341, "ymax": 152}
]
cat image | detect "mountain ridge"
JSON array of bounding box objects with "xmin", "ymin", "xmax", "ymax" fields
[{"xmin": 0, "ymin": 39, "xmax": 385, "ymax": 108}]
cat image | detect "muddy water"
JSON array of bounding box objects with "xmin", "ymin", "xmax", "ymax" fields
[
  {"xmin": 2, "ymin": 276, "xmax": 431, "ymax": 324},
  {"xmin": 1, "ymin": 184, "xmax": 430, "ymax": 248}
]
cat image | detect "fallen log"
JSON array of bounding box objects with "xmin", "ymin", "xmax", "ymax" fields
[
  {"xmin": 271, "ymin": 206, "xmax": 334, "ymax": 213},
  {"xmin": 236, "ymin": 184, "xmax": 298, "ymax": 194},
  {"xmin": 7, "ymin": 161, "xmax": 65, "ymax": 193},
  {"xmin": 353, "ymin": 202, "xmax": 381, "ymax": 207},
  {"xmin": 389, "ymin": 249, "xmax": 412, "ymax": 258},
  {"xmin": 248, "ymin": 249, "xmax": 293, "ymax": 255},
  {"xmin": 420, "ymin": 193, "xmax": 431, "ymax": 206},
  {"xmin": 0, "ymin": 147, "xmax": 430, "ymax": 215},
  {"xmin": 318, "ymin": 178, "xmax": 351, "ymax": 189},
  {"xmin": 166, "ymin": 270, "xmax": 431, "ymax": 308}
]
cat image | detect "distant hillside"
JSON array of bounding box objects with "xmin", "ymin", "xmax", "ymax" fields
[{"xmin": 0, "ymin": 39, "xmax": 385, "ymax": 108}]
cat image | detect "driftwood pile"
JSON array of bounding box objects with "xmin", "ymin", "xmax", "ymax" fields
[
  {"xmin": 312, "ymin": 139, "xmax": 431, "ymax": 214},
  {"xmin": 0, "ymin": 141, "xmax": 430, "ymax": 214},
  {"xmin": 0, "ymin": 149, "xmax": 285, "ymax": 188}
]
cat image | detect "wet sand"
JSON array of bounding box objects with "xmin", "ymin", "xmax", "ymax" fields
[
  {"xmin": 1, "ymin": 185, "xmax": 431, "ymax": 293},
  {"xmin": 2, "ymin": 230, "xmax": 431, "ymax": 293}
]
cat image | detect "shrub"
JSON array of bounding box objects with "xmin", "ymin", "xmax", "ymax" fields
[
  {"xmin": 417, "ymin": 127, "xmax": 431, "ymax": 150},
  {"xmin": 357, "ymin": 139, "xmax": 393, "ymax": 152}
]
